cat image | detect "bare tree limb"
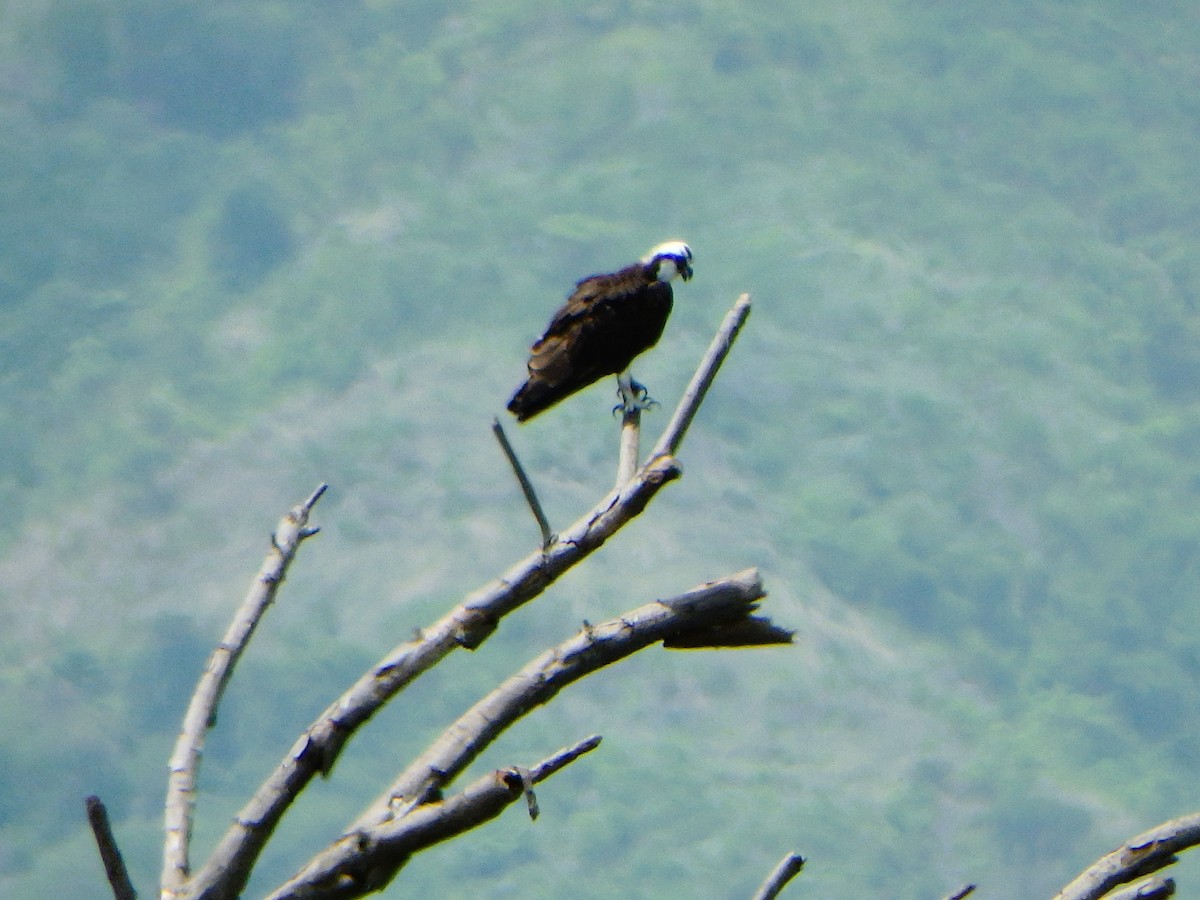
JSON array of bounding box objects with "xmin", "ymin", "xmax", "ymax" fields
[
  {"xmin": 1053, "ymin": 812, "xmax": 1200, "ymax": 900},
  {"xmin": 273, "ymin": 569, "xmax": 783, "ymax": 898},
  {"xmin": 622, "ymin": 291, "xmax": 750, "ymax": 485},
  {"xmin": 264, "ymin": 736, "xmax": 602, "ymax": 900},
  {"xmin": 183, "ymin": 455, "xmax": 681, "ymax": 898},
  {"xmin": 347, "ymin": 567, "xmax": 778, "ymax": 834},
  {"xmin": 86, "ymin": 795, "xmax": 137, "ymax": 900},
  {"xmin": 161, "ymin": 484, "xmax": 327, "ymax": 896},
  {"xmin": 616, "ymin": 404, "xmax": 641, "ymax": 488},
  {"xmin": 492, "ymin": 417, "xmax": 554, "ymax": 548},
  {"xmin": 650, "ymin": 292, "xmax": 752, "ymax": 461},
  {"xmin": 1105, "ymin": 875, "xmax": 1175, "ymax": 900},
  {"xmin": 942, "ymin": 884, "xmax": 976, "ymax": 900},
  {"xmin": 751, "ymin": 851, "xmax": 805, "ymax": 900}
]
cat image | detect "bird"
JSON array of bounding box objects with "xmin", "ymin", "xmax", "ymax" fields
[{"xmin": 507, "ymin": 240, "xmax": 693, "ymax": 422}]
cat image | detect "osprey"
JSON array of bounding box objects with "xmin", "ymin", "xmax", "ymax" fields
[{"xmin": 507, "ymin": 240, "xmax": 694, "ymax": 422}]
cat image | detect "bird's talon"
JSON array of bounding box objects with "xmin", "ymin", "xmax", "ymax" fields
[{"xmin": 614, "ymin": 390, "xmax": 658, "ymax": 417}]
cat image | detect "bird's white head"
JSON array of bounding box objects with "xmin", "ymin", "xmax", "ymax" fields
[{"xmin": 642, "ymin": 240, "xmax": 694, "ymax": 282}]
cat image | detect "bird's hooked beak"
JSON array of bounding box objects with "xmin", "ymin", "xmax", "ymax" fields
[{"xmin": 678, "ymin": 258, "xmax": 694, "ymax": 281}]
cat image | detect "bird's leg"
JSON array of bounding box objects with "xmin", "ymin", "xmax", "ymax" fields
[{"xmin": 613, "ymin": 370, "xmax": 658, "ymax": 417}]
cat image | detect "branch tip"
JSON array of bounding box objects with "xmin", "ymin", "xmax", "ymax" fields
[
  {"xmin": 303, "ymin": 482, "xmax": 329, "ymax": 511},
  {"xmin": 650, "ymin": 292, "xmax": 752, "ymax": 460},
  {"xmin": 530, "ymin": 734, "xmax": 603, "ymax": 783},
  {"xmin": 86, "ymin": 795, "xmax": 137, "ymax": 900},
  {"xmin": 751, "ymin": 850, "xmax": 805, "ymax": 900}
]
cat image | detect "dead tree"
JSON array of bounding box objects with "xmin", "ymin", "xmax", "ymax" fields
[{"xmin": 86, "ymin": 293, "xmax": 807, "ymax": 900}]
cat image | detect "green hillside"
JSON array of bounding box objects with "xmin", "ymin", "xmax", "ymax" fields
[{"xmin": 3, "ymin": 1, "xmax": 1200, "ymax": 897}]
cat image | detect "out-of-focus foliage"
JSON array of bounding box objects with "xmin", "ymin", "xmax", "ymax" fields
[{"xmin": 2, "ymin": 1, "xmax": 1200, "ymax": 897}]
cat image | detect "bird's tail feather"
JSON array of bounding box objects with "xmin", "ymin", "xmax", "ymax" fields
[{"xmin": 507, "ymin": 379, "xmax": 560, "ymax": 422}]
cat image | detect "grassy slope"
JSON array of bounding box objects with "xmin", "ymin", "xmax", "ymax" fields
[{"xmin": 2, "ymin": 1, "xmax": 1199, "ymax": 896}]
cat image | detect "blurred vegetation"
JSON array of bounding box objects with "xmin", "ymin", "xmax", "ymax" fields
[{"xmin": 2, "ymin": 0, "xmax": 1200, "ymax": 897}]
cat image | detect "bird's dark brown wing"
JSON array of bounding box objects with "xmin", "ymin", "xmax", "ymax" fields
[
  {"xmin": 526, "ymin": 272, "xmax": 629, "ymax": 382},
  {"xmin": 508, "ymin": 264, "xmax": 672, "ymax": 421}
]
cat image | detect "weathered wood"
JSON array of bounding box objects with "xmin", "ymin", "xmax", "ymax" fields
[
  {"xmin": 751, "ymin": 851, "xmax": 805, "ymax": 900},
  {"xmin": 1054, "ymin": 813, "xmax": 1200, "ymax": 900},
  {"xmin": 272, "ymin": 569, "xmax": 777, "ymax": 898},
  {"xmin": 162, "ymin": 484, "xmax": 326, "ymax": 898}
]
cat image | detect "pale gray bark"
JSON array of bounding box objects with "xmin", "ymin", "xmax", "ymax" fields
[
  {"xmin": 751, "ymin": 851, "xmax": 805, "ymax": 900},
  {"xmin": 162, "ymin": 484, "xmax": 326, "ymax": 897},
  {"xmin": 270, "ymin": 570, "xmax": 783, "ymax": 899}
]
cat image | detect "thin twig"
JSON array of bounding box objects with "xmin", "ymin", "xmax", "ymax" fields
[
  {"xmin": 650, "ymin": 293, "xmax": 752, "ymax": 461},
  {"xmin": 527, "ymin": 734, "xmax": 602, "ymax": 781},
  {"xmin": 492, "ymin": 417, "xmax": 554, "ymax": 548},
  {"xmin": 750, "ymin": 851, "xmax": 805, "ymax": 900},
  {"xmin": 86, "ymin": 795, "xmax": 137, "ymax": 900},
  {"xmin": 345, "ymin": 568, "xmax": 774, "ymax": 835},
  {"xmin": 942, "ymin": 885, "xmax": 976, "ymax": 900},
  {"xmin": 265, "ymin": 737, "xmax": 603, "ymax": 900},
  {"xmin": 1053, "ymin": 812, "xmax": 1200, "ymax": 900},
  {"xmin": 160, "ymin": 484, "xmax": 327, "ymax": 897}
]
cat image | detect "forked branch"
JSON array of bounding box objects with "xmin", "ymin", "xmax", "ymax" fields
[
  {"xmin": 266, "ymin": 737, "xmax": 603, "ymax": 900},
  {"xmin": 351, "ymin": 568, "xmax": 780, "ymax": 831},
  {"xmin": 270, "ymin": 569, "xmax": 785, "ymax": 898}
]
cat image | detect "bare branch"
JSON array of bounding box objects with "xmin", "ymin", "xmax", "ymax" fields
[
  {"xmin": 275, "ymin": 569, "xmax": 781, "ymax": 897},
  {"xmin": 161, "ymin": 484, "xmax": 327, "ymax": 896},
  {"xmin": 614, "ymin": 369, "xmax": 648, "ymax": 487},
  {"xmin": 345, "ymin": 568, "xmax": 776, "ymax": 835},
  {"xmin": 264, "ymin": 737, "xmax": 603, "ymax": 900},
  {"xmin": 1053, "ymin": 812, "xmax": 1200, "ymax": 900},
  {"xmin": 751, "ymin": 851, "xmax": 805, "ymax": 900},
  {"xmin": 492, "ymin": 417, "xmax": 554, "ymax": 548},
  {"xmin": 650, "ymin": 293, "xmax": 752, "ymax": 461},
  {"xmin": 616, "ymin": 405, "xmax": 641, "ymax": 488},
  {"xmin": 1105, "ymin": 876, "xmax": 1175, "ymax": 900},
  {"xmin": 184, "ymin": 457, "xmax": 681, "ymax": 899},
  {"xmin": 942, "ymin": 885, "xmax": 976, "ymax": 900},
  {"xmin": 86, "ymin": 795, "xmax": 137, "ymax": 900}
]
